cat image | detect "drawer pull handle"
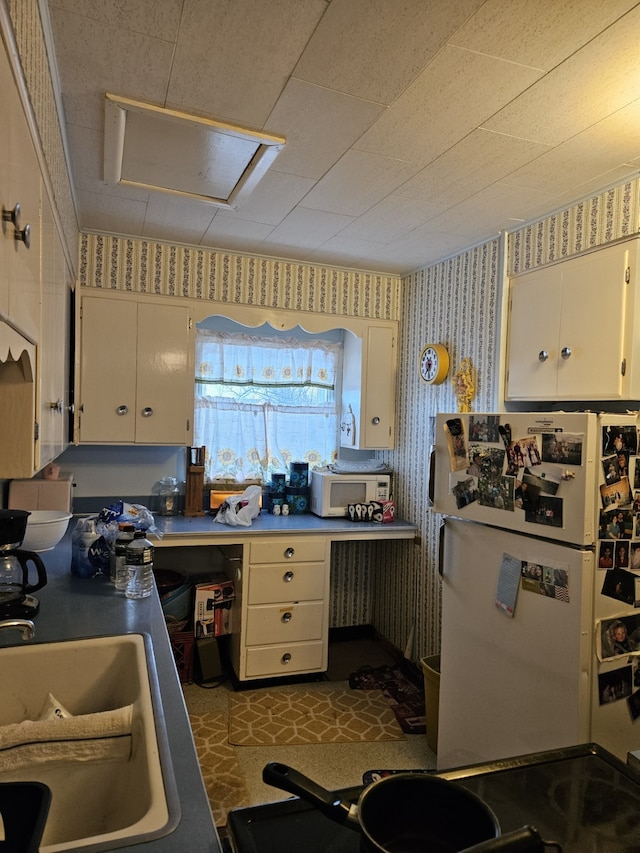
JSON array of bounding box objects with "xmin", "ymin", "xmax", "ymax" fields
[
  {"xmin": 283, "ymin": 571, "xmax": 294, "ymax": 583},
  {"xmin": 281, "ymin": 611, "xmax": 293, "ymax": 623},
  {"xmin": 281, "ymin": 653, "xmax": 292, "ymax": 665},
  {"xmin": 284, "ymin": 547, "xmax": 295, "ymax": 559}
]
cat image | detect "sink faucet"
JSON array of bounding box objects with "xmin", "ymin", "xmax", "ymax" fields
[{"xmin": 0, "ymin": 619, "xmax": 35, "ymax": 640}]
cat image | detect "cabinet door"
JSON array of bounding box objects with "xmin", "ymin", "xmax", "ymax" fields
[
  {"xmin": 556, "ymin": 244, "xmax": 627, "ymax": 399},
  {"xmin": 79, "ymin": 296, "xmax": 138, "ymax": 442},
  {"xmin": 37, "ymin": 193, "xmax": 70, "ymax": 468},
  {"xmin": 341, "ymin": 323, "xmax": 396, "ymax": 449},
  {"xmin": 362, "ymin": 325, "xmax": 396, "ymax": 448},
  {"xmin": 79, "ymin": 296, "xmax": 190, "ymax": 444},
  {"xmin": 0, "ymin": 38, "xmax": 41, "ymax": 343},
  {"xmin": 135, "ymin": 302, "xmax": 190, "ymax": 444},
  {"xmin": 506, "ymin": 265, "xmax": 562, "ymax": 399}
]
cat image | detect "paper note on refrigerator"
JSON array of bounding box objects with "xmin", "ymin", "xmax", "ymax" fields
[{"xmin": 495, "ymin": 553, "xmax": 521, "ymax": 617}]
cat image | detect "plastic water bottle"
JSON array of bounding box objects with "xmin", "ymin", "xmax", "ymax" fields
[
  {"xmin": 113, "ymin": 523, "xmax": 136, "ymax": 590},
  {"xmin": 124, "ymin": 530, "xmax": 154, "ymax": 599}
]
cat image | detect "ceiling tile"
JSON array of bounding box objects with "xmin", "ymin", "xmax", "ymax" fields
[
  {"xmin": 355, "ymin": 45, "xmax": 542, "ymax": 165},
  {"xmin": 142, "ymin": 194, "xmax": 216, "ymax": 244},
  {"xmin": 449, "ymin": 0, "xmax": 640, "ymax": 70},
  {"xmin": 46, "ymin": 0, "xmax": 184, "ymax": 41},
  {"xmin": 222, "ymin": 170, "xmax": 316, "ymax": 226},
  {"xmin": 266, "ymin": 79, "xmax": 386, "ymax": 180},
  {"xmin": 76, "ymin": 189, "xmax": 148, "ymax": 235},
  {"xmin": 340, "ymin": 193, "xmax": 445, "ymax": 244},
  {"xmin": 48, "ymin": 7, "xmax": 175, "ymax": 131},
  {"xmin": 500, "ymin": 99, "xmax": 640, "ymax": 193},
  {"xmin": 293, "ymin": 0, "xmax": 485, "ymax": 104},
  {"xmin": 201, "ymin": 215, "xmax": 274, "ymax": 252},
  {"xmin": 484, "ymin": 6, "xmax": 640, "ymax": 144},
  {"xmin": 166, "ymin": 0, "xmax": 326, "ymax": 127},
  {"xmin": 401, "ymin": 129, "xmax": 551, "ymax": 206},
  {"xmin": 300, "ymin": 150, "xmax": 422, "ymax": 217},
  {"xmin": 261, "ymin": 207, "xmax": 355, "ymax": 251}
]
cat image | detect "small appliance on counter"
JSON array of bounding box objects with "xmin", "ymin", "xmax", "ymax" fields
[
  {"xmin": 310, "ymin": 468, "xmax": 391, "ymax": 517},
  {"xmin": 0, "ymin": 509, "xmax": 47, "ymax": 618}
]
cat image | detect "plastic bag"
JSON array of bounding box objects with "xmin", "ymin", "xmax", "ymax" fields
[
  {"xmin": 71, "ymin": 516, "xmax": 111, "ymax": 578},
  {"xmin": 214, "ymin": 485, "xmax": 262, "ymax": 527}
]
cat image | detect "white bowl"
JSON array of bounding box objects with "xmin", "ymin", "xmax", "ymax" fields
[{"xmin": 21, "ymin": 510, "xmax": 73, "ymax": 552}]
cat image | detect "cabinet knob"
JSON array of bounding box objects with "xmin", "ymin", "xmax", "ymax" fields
[
  {"xmin": 141, "ymin": 406, "xmax": 154, "ymax": 417},
  {"xmin": 281, "ymin": 653, "xmax": 292, "ymax": 665},
  {"xmin": 561, "ymin": 346, "xmax": 572, "ymax": 360},
  {"xmin": 2, "ymin": 203, "xmax": 20, "ymax": 226},
  {"xmin": 116, "ymin": 405, "xmax": 129, "ymax": 416},
  {"xmin": 371, "ymin": 416, "xmax": 381, "ymax": 425},
  {"xmin": 49, "ymin": 400, "xmax": 63, "ymax": 414},
  {"xmin": 15, "ymin": 222, "xmax": 30, "ymax": 248},
  {"xmin": 283, "ymin": 571, "xmax": 294, "ymax": 583},
  {"xmin": 538, "ymin": 350, "xmax": 548, "ymax": 362},
  {"xmin": 281, "ymin": 611, "xmax": 293, "ymax": 623},
  {"xmin": 284, "ymin": 547, "xmax": 295, "ymax": 559}
]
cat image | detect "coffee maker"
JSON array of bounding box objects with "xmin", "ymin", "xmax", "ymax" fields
[{"xmin": 0, "ymin": 509, "xmax": 47, "ymax": 617}]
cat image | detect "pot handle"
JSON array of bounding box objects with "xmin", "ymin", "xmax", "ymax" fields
[
  {"xmin": 262, "ymin": 762, "xmax": 353, "ymax": 825},
  {"xmin": 461, "ymin": 825, "xmax": 555, "ymax": 851},
  {"xmin": 17, "ymin": 551, "xmax": 47, "ymax": 594}
]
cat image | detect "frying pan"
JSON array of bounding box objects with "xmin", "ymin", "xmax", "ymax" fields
[{"xmin": 263, "ymin": 762, "xmax": 550, "ymax": 852}]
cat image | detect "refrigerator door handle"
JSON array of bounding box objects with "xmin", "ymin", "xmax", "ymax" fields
[
  {"xmin": 428, "ymin": 444, "xmax": 436, "ymax": 507},
  {"xmin": 438, "ymin": 519, "xmax": 446, "ymax": 577}
]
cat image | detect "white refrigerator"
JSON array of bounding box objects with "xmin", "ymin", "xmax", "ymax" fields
[{"xmin": 433, "ymin": 411, "xmax": 640, "ymax": 770}]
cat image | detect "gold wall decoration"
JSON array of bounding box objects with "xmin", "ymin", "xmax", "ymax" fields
[{"xmin": 453, "ymin": 357, "xmax": 476, "ymax": 413}]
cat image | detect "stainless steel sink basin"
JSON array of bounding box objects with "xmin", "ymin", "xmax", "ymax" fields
[{"xmin": 0, "ymin": 633, "xmax": 180, "ymax": 851}]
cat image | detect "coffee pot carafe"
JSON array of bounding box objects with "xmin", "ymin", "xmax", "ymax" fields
[{"xmin": 0, "ymin": 510, "xmax": 47, "ymax": 617}]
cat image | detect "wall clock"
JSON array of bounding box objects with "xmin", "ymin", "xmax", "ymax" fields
[{"xmin": 419, "ymin": 344, "xmax": 449, "ymax": 385}]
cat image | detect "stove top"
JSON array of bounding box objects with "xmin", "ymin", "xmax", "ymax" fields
[{"xmin": 226, "ymin": 744, "xmax": 640, "ymax": 853}]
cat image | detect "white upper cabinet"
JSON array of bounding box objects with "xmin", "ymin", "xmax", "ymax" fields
[
  {"xmin": 341, "ymin": 323, "xmax": 397, "ymax": 449},
  {"xmin": 77, "ymin": 293, "xmax": 192, "ymax": 445},
  {"xmin": 37, "ymin": 190, "xmax": 71, "ymax": 469},
  {"xmin": 0, "ymin": 37, "xmax": 41, "ymax": 343},
  {"xmin": 506, "ymin": 240, "xmax": 640, "ymax": 401}
]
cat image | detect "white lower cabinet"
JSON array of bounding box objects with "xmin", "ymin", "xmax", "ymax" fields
[{"xmin": 231, "ymin": 536, "xmax": 330, "ymax": 681}]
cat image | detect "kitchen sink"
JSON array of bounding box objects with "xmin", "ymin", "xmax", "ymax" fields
[{"xmin": 0, "ymin": 633, "xmax": 180, "ymax": 851}]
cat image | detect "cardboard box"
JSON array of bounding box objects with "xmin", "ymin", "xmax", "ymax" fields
[
  {"xmin": 372, "ymin": 500, "xmax": 396, "ymax": 523},
  {"xmin": 194, "ymin": 573, "xmax": 234, "ymax": 639}
]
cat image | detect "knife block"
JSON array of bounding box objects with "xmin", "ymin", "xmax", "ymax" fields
[{"xmin": 184, "ymin": 446, "xmax": 206, "ymax": 517}]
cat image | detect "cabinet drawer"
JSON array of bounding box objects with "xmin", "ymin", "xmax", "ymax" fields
[
  {"xmin": 245, "ymin": 641, "xmax": 326, "ymax": 678},
  {"xmin": 249, "ymin": 538, "xmax": 327, "ymax": 565},
  {"xmin": 245, "ymin": 602, "xmax": 324, "ymax": 645},
  {"xmin": 247, "ymin": 562, "xmax": 326, "ymax": 604}
]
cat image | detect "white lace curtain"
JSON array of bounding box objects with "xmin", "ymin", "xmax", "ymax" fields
[{"xmin": 194, "ymin": 328, "xmax": 340, "ymax": 482}]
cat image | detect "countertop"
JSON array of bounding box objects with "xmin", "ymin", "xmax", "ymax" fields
[
  {"xmin": 0, "ymin": 529, "xmax": 222, "ymax": 853},
  {"xmin": 152, "ymin": 510, "xmax": 418, "ymax": 546}
]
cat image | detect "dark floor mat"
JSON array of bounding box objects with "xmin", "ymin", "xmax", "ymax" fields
[{"xmin": 349, "ymin": 660, "xmax": 426, "ymax": 734}]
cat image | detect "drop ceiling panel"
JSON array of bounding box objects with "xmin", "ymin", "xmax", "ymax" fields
[
  {"xmin": 400, "ymin": 129, "xmax": 551, "ymax": 207},
  {"xmin": 484, "ymin": 6, "xmax": 640, "ymax": 144},
  {"xmin": 40, "ymin": 0, "xmax": 640, "ymax": 274},
  {"xmin": 449, "ymin": 0, "xmax": 640, "ymax": 70},
  {"xmin": 267, "ymin": 79, "xmax": 386, "ymax": 181},
  {"xmin": 355, "ymin": 45, "xmax": 543, "ymax": 165},
  {"xmin": 166, "ymin": 0, "xmax": 327, "ymax": 126},
  {"xmin": 293, "ymin": 0, "xmax": 486, "ymax": 104},
  {"xmin": 300, "ymin": 150, "xmax": 422, "ymax": 218}
]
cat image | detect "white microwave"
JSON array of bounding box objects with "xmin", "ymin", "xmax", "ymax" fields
[{"xmin": 310, "ymin": 470, "xmax": 392, "ymax": 517}]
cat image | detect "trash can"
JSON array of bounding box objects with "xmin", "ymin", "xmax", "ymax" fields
[{"xmin": 421, "ymin": 655, "xmax": 440, "ymax": 753}]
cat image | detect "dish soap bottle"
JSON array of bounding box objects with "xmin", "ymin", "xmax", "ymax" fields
[{"xmin": 125, "ymin": 530, "xmax": 154, "ymax": 599}]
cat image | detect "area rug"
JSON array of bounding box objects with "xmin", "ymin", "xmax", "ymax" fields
[
  {"xmin": 228, "ymin": 684, "xmax": 405, "ymax": 745},
  {"xmin": 189, "ymin": 711, "xmax": 250, "ymax": 828},
  {"xmin": 349, "ymin": 662, "xmax": 426, "ymax": 734}
]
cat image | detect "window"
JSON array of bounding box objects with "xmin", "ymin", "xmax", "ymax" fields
[{"xmin": 194, "ymin": 324, "xmax": 340, "ymax": 483}]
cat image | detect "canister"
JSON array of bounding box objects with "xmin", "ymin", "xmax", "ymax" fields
[
  {"xmin": 285, "ymin": 486, "xmax": 310, "ymax": 514},
  {"xmin": 270, "ymin": 473, "xmax": 286, "ymax": 497},
  {"xmin": 289, "ymin": 462, "xmax": 309, "ymax": 489}
]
